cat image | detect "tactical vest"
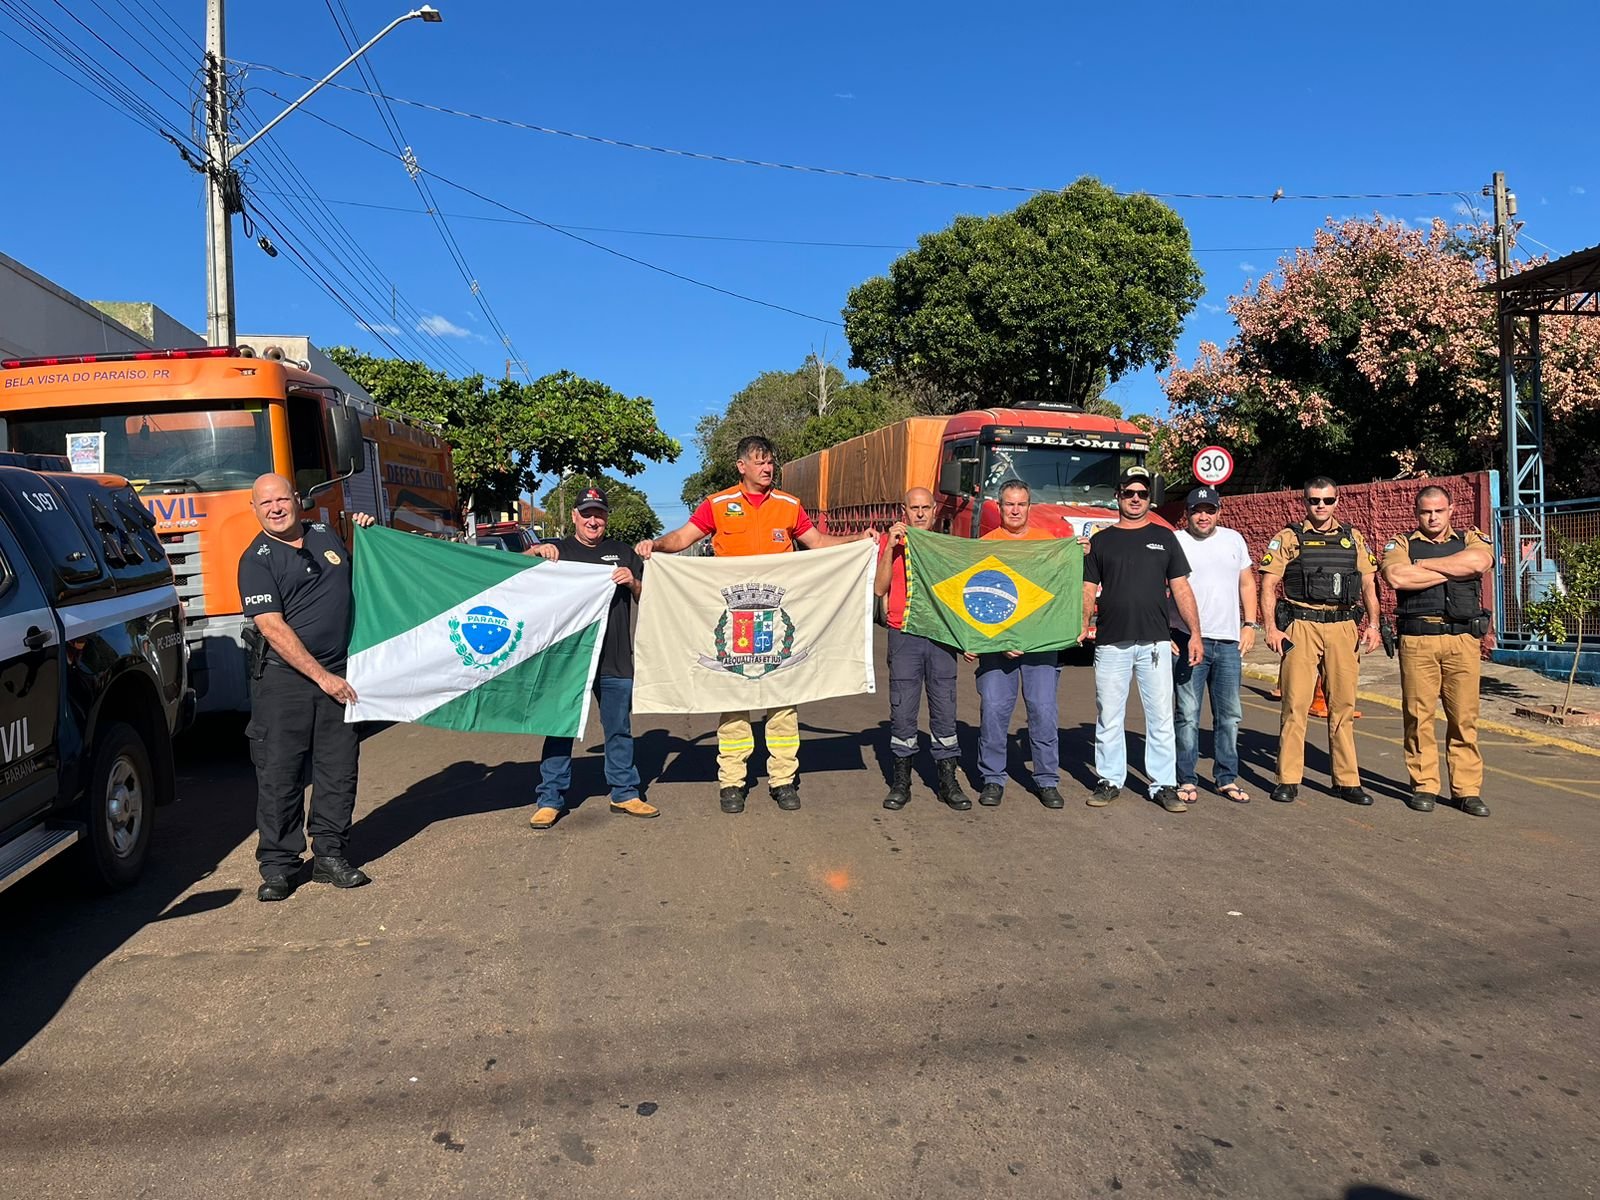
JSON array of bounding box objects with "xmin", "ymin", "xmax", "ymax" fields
[
  {"xmin": 1283, "ymin": 523, "xmax": 1359, "ymax": 607},
  {"xmin": 1396, "ymin": 532, "xmax": 1483, "ymax": 620}
]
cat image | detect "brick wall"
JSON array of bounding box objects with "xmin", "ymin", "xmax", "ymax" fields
[{"xmin": 1158, "ymin": 471, "xmax": 1496, "ymax": 615}]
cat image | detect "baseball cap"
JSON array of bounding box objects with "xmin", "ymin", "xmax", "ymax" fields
[
  {"xmin": 1186, "ymin": 486, "xmax": 1221, "ymax": 508},
  {"xmin": 575, "ymin": 486, "xmax": 609, "ymax": 512},
  {"xmin": 1117, "ymin": 466, "xmax": 1153, "ymax": 489}
]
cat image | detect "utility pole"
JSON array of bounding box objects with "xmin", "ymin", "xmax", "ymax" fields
[
  {"xmin": 201, "ymin": 3, "xmax": 443, "ymax": 347},
  {"xmin": 204, "ymin": 0, "xmax": 237, "ymax": 346}
]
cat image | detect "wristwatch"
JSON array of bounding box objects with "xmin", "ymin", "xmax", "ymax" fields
[{"xmin": 1242, "ymin": 621, "xmax": 1263, "ymax": 630}]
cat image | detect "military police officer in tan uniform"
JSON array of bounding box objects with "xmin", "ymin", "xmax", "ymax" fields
[
  {"xmin": 1260, "ymin": 477, "xmax": 1382, "ymax": 805},
  {"xmin": 1378, "ymin": 485, "xmax": 1493, "ymax": 817}
]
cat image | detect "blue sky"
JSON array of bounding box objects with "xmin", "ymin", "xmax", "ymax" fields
[{"xmin": 4, "ymin": 0, "xmax": 1597, "ymax": 519}]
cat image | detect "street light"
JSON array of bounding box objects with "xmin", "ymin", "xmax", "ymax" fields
[{"xmin": 204, "ymin": 4, "xmax": 444, "ymax": 346}]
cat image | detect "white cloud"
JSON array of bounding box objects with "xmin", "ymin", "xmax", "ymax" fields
[
  {"xmin": 1572, "ymin": 185, "xmax": 1588, "ymax": 195},
  {"xmin": 1453, "ymin": 200, "xmax": 1477, "ymax": 217},
  {"xmin": 1237, "ymin": 261, "xmax": 1256, "ymax": 273},
  {"xmin": 357, "ymin": 320, "xmax": 401, "ymax": 335},
  {"xmin": 417, "ymin": 313, "xmax": 471, "ymax": 338},
  {"xmin": 833, "ymin": 92, "xmax": 856, "ymax": 100},
  {"xmin": 1202, "ymin": 302, "xmax": 1225, "ymax": 315}
]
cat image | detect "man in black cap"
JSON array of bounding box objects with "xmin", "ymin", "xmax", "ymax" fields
[
  {"xmin": 1173, "ymin": 486, "xmax": 1258, "ymax": 804},
  {"xmin": 525, "ymin": 486, "xmax": 655, "ymax": 829},
  {"xmin": 1081, "ymin": 466, "xmax": 1202, "ymax": 813}
]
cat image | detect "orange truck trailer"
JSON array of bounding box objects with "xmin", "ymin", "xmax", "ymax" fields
[
  {"xmin": 781, "ymin": 399, "xmax": 1166, "ymax": 540},
  {"xmin": 0, "ymin": 346, "xmax": 460, "ymax": 712}
]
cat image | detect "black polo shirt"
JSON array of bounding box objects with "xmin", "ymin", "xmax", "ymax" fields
[{"xmin": 237, "ymin": 522, "xmax": 355, "ymax": 671}]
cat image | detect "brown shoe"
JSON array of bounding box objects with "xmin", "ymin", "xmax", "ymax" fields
[
  {"xmin": 529, "ymin": 806, "xmax": 561, "ymax": 830},
  {"xmin": 609, "ymin": 798, "xmax": 659, "ymax": 819}
]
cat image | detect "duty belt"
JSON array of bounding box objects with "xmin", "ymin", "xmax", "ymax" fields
[
  {"xmin": 1284, "ymin": 603, "xmax": 1357, "ymax": 625},
  {"xmin": 1397, "ymin": 616, "xmax": 1472, "ymax": 636}
]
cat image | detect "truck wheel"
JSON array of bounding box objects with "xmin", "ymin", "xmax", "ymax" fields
[{"xmin": 79, "ymin": 721, "xmax": 155, "ymax": 889}]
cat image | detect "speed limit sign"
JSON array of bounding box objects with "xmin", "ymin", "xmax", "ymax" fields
[{"xmin": 1192, "ymin": 445, "xmax": 1234, "ymax": 486}]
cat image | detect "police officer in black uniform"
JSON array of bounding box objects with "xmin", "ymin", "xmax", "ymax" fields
[{"xmin": 238, "ymin": 473, "xmax": 375, "ymax": 902}]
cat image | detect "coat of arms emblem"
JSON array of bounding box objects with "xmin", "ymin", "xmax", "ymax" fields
[{"xmin": 700, "ymin": 581, "xmax": 807, "ymax": 678}]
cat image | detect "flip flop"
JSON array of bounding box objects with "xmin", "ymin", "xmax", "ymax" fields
[
  {"xmin": 1219, "ymin": 783, "xmax": 1251, "ymax": 804},
  {"xmin": 1177, "ymin": 783, "xmax": 1199, "ymax": 805}
]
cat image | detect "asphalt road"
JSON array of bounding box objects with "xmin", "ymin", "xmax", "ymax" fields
[{"xmin": 2, "ymin": 636, "xmax": 1596, "ymax": 1200}]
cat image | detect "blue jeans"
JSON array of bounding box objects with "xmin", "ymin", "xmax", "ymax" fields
[
  {"xmin": 1093, "ymin": 641, "xmax": 1176, "ymax": 795},
  {"xmin": 535, "ymin": 675, "xmax": 640, "ymax": 810},
  {"xmin": 1174, "ymin": 637, "xmax": 1243, "ymax": 788},
  {"xmin": 976, "ymin": 652, "xmax": 1060, "ymax": 787}
]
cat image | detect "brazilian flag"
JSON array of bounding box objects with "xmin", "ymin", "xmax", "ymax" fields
[{"xmin": 901, "ymin": 528, "xmax": 1083, "ymax": 653}]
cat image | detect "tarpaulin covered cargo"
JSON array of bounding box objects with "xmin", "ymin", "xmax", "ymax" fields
[
  {"xmin": 779, "ymin": 447, "xmax": 827, "ymax": 512},
  {"xmin": 818, "ymin": 417, "xmax": 947, "ymax": 511}
]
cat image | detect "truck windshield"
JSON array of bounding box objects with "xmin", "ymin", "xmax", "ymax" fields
[
  {"xmin": 5, "ymin": 401, "xmax": 273, "ymax": 493},
  {"xmin": 981, "ymin": 444, "xmax": 1142, "ymax": 507}
]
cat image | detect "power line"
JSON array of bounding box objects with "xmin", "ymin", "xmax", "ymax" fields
[
  {"xmin": 236, "ymin": 61, "xmax": 1460, "ymax": 203},
  {"xmin": 318, "ymin": 0, "xmax": 531, "ymax": 379},
  {"xmin": 234, "ymin": 95, "xmax": 481, "ymax": 376},
  {"xmin": 255, "ymin": 191, "xmax": 1307, "ymax": 257},
  {"xmin": 270, "ymin": 95, "xmax": 845, "ymax": 328},
  {"xmin": 246, "ymin": 198, "xmax": 412, "ymax": 362},
  {"xmin": 39, "ymin": 0, "xmax": 201, "ymax": 128},
  {"xmin": 3, "ymin": 1, "xmax": 182, "ymax": 138}
]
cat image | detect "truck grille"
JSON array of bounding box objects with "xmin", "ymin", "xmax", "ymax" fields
[{"xmin": 159, "ymin": 531, "xmax": 206, "ymax": 618}]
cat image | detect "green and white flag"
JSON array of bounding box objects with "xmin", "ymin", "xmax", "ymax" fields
[{"xmin": 344, "ymin": 525, "xmax": 615, "ymax": 737}]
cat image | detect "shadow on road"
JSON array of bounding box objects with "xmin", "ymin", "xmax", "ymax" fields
[
  {"xmin": 0, "ymin": 714, "xmax": 258, "ymax": 1066},
  {"xmin": 350, "ymin": 758, "xmax": 536, "ymax": 861}
]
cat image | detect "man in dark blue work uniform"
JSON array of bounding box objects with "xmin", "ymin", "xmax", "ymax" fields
[{"xmin": 238, "ymin": 473, "xmax": 375, "ymax": 902}]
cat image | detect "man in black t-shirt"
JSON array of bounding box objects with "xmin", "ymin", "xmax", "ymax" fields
[
  {"xmin": 526, "ymin": 486, "xmax": 655, "ymax": 828},
  {"xmin": 238, "ymin": 473, "xmax": 375, "ymax": 902},
  {"xmin": 1081, "ymin": 467, "xmax": 1203, "ymax": 814}
]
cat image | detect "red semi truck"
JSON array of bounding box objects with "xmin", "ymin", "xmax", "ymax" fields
[{"xmin": 781, "ymin": 400, "xmax": 1165, "ymax": 539}]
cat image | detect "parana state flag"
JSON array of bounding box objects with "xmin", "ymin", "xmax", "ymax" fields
[
  {"xmin": 632, "ymin": 539, "xmax": 877, "ymax": 714},
  {"xmin": 901, "ymin": 527, "xmax": 1083, "ymax": 654},
  {"xmin": 344, "ymin": 525, "xmax": 616, "ymax": 737}
]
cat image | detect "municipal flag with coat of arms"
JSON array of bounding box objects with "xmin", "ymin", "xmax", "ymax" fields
[
  {"xmin": 900, "ymin": 527, "xmax": 1084, "ymax": 654},
  {"xmin": 343, "ymin": 525, "xmax": 616, "ymax": 737},
  {"xmin": 631, "ymin": 538, "xmax": 877, "ymax": 714}
]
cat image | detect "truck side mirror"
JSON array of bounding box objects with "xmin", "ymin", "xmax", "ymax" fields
[
  {"xmin": 1151, "ymin": 474, "xmax": 1167, "ymax": 507},
  {"xmin": 325, "ymin": 407, "xmax": 363, "ymax": 478},
  {"xmin": 938, "ymin": 460, "xmax": 976, "ymax": 497}
]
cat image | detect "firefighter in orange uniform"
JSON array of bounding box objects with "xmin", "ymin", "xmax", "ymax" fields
[
  {"xmin": 637, "ymin": 435, "xmax": 872, "ymax": 813},
  {"xmin": 1378, "ymin": 485, "xmax": 1493, "ymax": 817},
  {"xmin": 1259, "ymin": 477, "xmax": 1382, "ymax": 805}
]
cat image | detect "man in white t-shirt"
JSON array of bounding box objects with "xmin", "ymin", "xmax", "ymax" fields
[{"xmin": 1173, "ymin": 487, "xmax": 1259, "ymax": 804}]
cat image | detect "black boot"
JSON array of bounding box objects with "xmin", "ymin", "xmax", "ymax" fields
[
  {"xmin": 936, "ymin": 759, "xmax": 971, "ymax": 810},
  {"xmin": 883, "ymin": 758, "xmax": 913, "ymax": 810}
]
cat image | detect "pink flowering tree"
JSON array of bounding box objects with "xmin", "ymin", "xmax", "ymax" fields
[{"xmin": 1159, "ymin": 216, "xmax": 1600, "ymax": 495}]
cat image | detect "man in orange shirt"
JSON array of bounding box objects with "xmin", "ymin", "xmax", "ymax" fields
[
  {"xmin": 638, "ymin": 435, "xmax": 872, "ymax": 813},
  {"xmin": 966, "ymin": 480, "xmax": 1066, "ymax": 809}
]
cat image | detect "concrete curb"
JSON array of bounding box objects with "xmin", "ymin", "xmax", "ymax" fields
[{"xmin": 1239, "ymin": 663, "xmax": 1600, "ymax": 760}]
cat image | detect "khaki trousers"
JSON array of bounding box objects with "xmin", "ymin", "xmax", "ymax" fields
[
  {"xmin": 1278, "ymin": 619, "xmax": 1360, "ymax": 786},
  {"xmin": 717, "ymin": 707, "xmax": 800, "ymax": 788},
  {"xmin": 1398, "ymin": 632, "xmax": 1483, "ymax": 797}
]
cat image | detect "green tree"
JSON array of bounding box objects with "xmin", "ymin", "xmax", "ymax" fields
[
  {"xmin": 680, "ymin": 355, "xmax": 909, "ymax": 505},
  {"xmin": 538, "ymin": 473, "xmax": 663, "ymax": 545},
  {"xmin": 327, "ymin": 351, "xmax": 680, "ymax": 515},
  {"xmin": 843, "ymin": 177, "xmax": 1204, "ymax": 410}
]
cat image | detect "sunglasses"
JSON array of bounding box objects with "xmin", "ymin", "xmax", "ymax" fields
[
  {"xmin": 1120, "ymin": 488, "xmax": 1149, "ymax": 498},
  {"xmin": 1305, "ymin": 497, "xmax": 1337, "ymax": 506}
]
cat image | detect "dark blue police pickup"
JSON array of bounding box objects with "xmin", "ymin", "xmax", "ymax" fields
[{"xmin": 0, "ymin": 452, "xmax": 193, "ymax": 893}]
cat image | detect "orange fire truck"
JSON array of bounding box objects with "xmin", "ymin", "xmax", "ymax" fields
[
  {"xmin": 0, "ymin": 346, "xmax": 460, "ymax": 712},
  {"xmin": 781, "ymin": 399, "xmax": 1166, "ymax": 539}
]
